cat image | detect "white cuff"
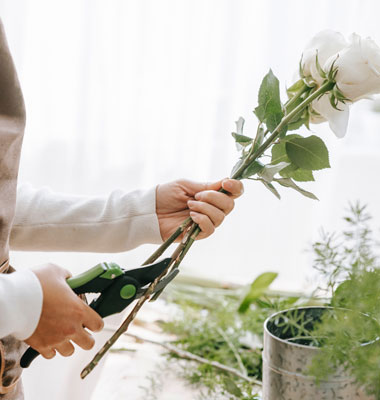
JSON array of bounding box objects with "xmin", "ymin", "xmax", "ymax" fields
[{"xmin": 0, "ymin": 270, "xmax": 43, "ymax": 340}]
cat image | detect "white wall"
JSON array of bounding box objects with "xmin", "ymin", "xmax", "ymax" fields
[{"xmin": 1, "ymin": 0, "xmax": 380, "ymax": 293}]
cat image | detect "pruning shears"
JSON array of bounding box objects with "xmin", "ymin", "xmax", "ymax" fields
[{"xmin": 20, "ymin": 257, "xmax": 177, "ymax": 368}]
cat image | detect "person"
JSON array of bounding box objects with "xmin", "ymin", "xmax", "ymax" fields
[{"xmin": 0, "ymin": 19, "xmax": 243, "ymax": 400}]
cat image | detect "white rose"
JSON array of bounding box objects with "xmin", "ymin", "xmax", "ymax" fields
[
  {"xmin": 324, "ymin": 33, "xmax": 380, "ymax": 102},
  {"xmin": 310, "ymin": 33, "xmax": 380, "ymax": 138},
  {"xmin": 311, "ymin": 95, "xmax": 349, "ymax": 138},
  {"xmin": 302, "ymin": 30, "xmax": 347, "ymax": 85}
]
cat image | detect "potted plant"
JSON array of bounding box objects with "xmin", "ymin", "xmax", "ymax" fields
[{"xmin": 262, "ymin": 204, "xmax": 380, "ymax": 399}]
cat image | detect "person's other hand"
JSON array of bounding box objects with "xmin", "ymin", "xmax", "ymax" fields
[
  {"xmin": 156, "ymin": 179, "xmax": 244, "ymax": 240},
  {"xmin": 25, "ymin": 263, "xmax": 104, "ymax": 359}
]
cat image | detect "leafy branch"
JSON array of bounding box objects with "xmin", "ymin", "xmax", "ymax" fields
[{"xmin": 81, "ymin": 69, "xmax": 336, "ymax": 378}]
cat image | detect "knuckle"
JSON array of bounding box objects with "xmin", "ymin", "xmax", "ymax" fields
[
  {"xmin": 62, "ymin": 324, "xmax": 76, "ymax": 337},
  {"xmin": 74, "ymin": 304, "xmax": 86, "ymax": 320}
]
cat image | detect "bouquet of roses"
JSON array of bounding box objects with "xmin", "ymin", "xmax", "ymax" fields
[{"xmin": 81, "ymin": 30, "xmax": 380, "ymax": 378}]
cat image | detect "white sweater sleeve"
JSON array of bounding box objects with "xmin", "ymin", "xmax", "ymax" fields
[
  {"xmin": 10, "ymin": 184, "xmax": 163, "ymax": 252},
  {"xmin": 0, "ymin": 269, "xmax": 43, "ymax": 340}
]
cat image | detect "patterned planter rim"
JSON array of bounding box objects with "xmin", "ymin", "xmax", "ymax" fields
[
  {"xmin": 264, "ymin": 305, "xmax": 379, "ymax": 349},
  {"xmin": 262, "ymin": 306, "xmax": 379, "ymax": 400}
]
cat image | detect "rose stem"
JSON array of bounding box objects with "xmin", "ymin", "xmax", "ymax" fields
[
  {"xmin": 168, "ymin": 80, "xmax": 335, "ymax": 257},
  {"xmin": 142, "ymin": 217, "xmax": 192, "ymax": 265},
  {"xmin": 80, "ymin": 226, "xmax": 195, "ymax": 379},
  {"xmin": 81, "ymin": 80, "xmax": 334, "ymax": 379}
]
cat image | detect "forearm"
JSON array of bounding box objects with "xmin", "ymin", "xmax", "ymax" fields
[{"xmin": 10, "ymin": 184, "xmax": 162, "ymax": 253}]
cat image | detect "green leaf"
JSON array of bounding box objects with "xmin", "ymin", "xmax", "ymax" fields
[
  {"xmin": 285, "ymin": 135, "xmax": 330, "ymax": 171},
  {"xmin": 231, "ymin": 158, "xmax": 244, "ymax": 177},
  {"xmin": 288, "ymin": 112, "xmax": 309, "ymax": 131},
  {"xmin": 232, "ymin": 117, "xmax": 252, "ymax": 151},
  {"xmin": 232, "ymin": 132, "xmax": 253, "ymax": 149},
  {"xmin": 260, "ymin": 180, "xmax": 281, "ymax": 200},
  {"xmin": 241, "ymin": 160, "xmax": 264, "ymax": 179},
  {"xmin": 280, "ymin": 164, "xmax": 315, "ymax": 182},
  {"xmin": 224, "ymin": 377, "xmax": 243, "ymax": 397},
  {"xmin": 253, "ymin": 126, "xmax": 265, "ymax": 151},
  {"xmin": 235, "ymin": 116, "xmax": 245, "ymax": 135},
  {"xmin": 238, "ymin": 272, "xmax": 278, "ymax": 313},
  {"xmin": 287, "ymin": 79, "xmax": 305, "ymax": 97},
  {"xmin": 271, "ymin": 142, "xmax": 288, "ymax": 164},
  {"xmin": 315, "ymin": 51, "xmax": 327, "ymax": 79},
  {"xmin": 254, "ymin": 70, "xmax": 285, "ymax": 133},
  {"xmin": 275, "ymin": 177, "xmax": 319, "ymax": 200},
  {"xmin": 259, "ymin": 162, "xmax": 290, "ymax": 182},
  {"xmin": 271, "ymin": 134, "xmax": 303, "ymax": 165}
]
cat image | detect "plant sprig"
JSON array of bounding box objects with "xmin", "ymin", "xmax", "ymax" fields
[{"xmin": 81, "ymin": 67, "xmax": 337, "ymax": 378}]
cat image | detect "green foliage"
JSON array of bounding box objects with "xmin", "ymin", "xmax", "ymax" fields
[
  {"xmin": 239, "ymin": 272, "xmax": 278, "ymax": 313},
  {"xmin": 258, "ymin": 162, "xmax": 290, "ymax": 183},
  {"xmin": 240, "ymin": 161, "xmax": 264, "ymax": 179},
  {"xmin": 308, "ymin": 203, "xmax": 380, "ymax": 396},
  {"xmin": 274, "ymin": 177, "xmax": 318, "ymax": 200},
  {"xmin": 286, "ymin": 79, "xmax": 305, "ymax": 97},
  {"xmin": 285, "ymin": 135, "xmax": 330, "ymax": 171},
  {"xmin": 271, "ymin": 135, "xmax": 317, "ymax": 183},
  {"xmin": 260, "ymin": 179, "xmax": 281, "ymax": 199},
  {"xmin": 160, "ymin": 281, "xmax": 307, "ymax": 399},
  {"xmin": 224, "ymin": 377, "xmax": 243, "ymax": 397},
  {"xmin": 229, "ymin": 69, "xmax": 332, "ymax": 197},
  {"xmin": 232, "ymin": 117, "xmax": 253, "ymax": 151},
  {"xmin": 254, "ymin": 70, "xmax": 287, "ymax": 135},
  {"xmin": 279, "ymin": 164, "xmax": 315, "ymax": 182}
]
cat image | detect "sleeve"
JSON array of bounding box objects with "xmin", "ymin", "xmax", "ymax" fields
[
  {"xmin": 9, "ymin": 184, "xmax": 163, "ymax": 253},
  {"xmin": 0, "ymin": 269, "xmax": 43, "ymax": 340}
]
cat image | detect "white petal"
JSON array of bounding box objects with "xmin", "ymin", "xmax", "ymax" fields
[
  {"xmin": 302, "ymin": 30, "xmax": 347, "ymax": 83},
  {"xmin": 311, "ymin": 95, "xmax": 350, "ymax": 138}
]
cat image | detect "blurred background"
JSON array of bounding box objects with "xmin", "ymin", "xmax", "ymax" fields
[{"xmin": 1, "ymin": 0, "xmax": 380, "ymax": 398}]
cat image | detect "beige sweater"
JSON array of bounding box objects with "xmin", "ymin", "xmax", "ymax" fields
[{"xmin": 0, "ymin": 18, "xmax": 162, "ymax": 341}]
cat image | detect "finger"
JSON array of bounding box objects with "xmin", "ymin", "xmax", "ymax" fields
[
  {"xmin": 40, "ymin": 348, "xmax": 56, "ymax": 360},
  {"xmin": 72, "ymin": 328, "xmax": 95, "ymax": 351},
  {"xmin": 50, "ymin": 263, "xmax": 72, "ymax": 279},
  {"xmin": 190, "ymin": 211, "xmax": 215, "ymax": 239},
  {"xmin": 194, "ymin": 191, "xmax": 235, "ymax": 215},
  {"xmin": 55, "ymin": 341, "xmax": 75, "ymax": 357},
  {"xmin": 187, "ymin": 200, "xmax": 225, "ymax": 227},
  {"xmin": 81, "ymin": 305, "xmax": 104, "ymax": 333},
  {"xmin": 221, "ymin": 179, "xmax": 244, "ymax": 199},
  {"xmin": 178, "ymin": 179, "xmax": 223, "ymax": 197}
]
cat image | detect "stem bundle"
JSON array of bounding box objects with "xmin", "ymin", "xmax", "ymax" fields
[{"xmin": 81, "ymin": 79, "xmax": 334, "ymax": 379}]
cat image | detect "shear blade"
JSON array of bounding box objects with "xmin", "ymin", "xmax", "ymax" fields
[{"xmin": 125, "ymin": 258, "xmax": 172, "ymax": 286}]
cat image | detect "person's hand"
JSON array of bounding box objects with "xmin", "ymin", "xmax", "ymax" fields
[
  {"xmin": 25, "ymin": 263, "xmax": 104, "ymax": 359},
  {"xmin": 156, "ymin": 179, "xmax": 244, "ymax": 240}
]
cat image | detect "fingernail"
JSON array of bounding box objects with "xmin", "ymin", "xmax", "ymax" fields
[
  {"xmin": 187, "ymin": 200, "xmax": 196, "ymax": 207},
  {"xmin": 190, "ymin": 211, "xmax": 197, "ymax": 219},
  {"xmin": 194, "ymin": 193, "xmax": 201, "ymax": 200}
]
